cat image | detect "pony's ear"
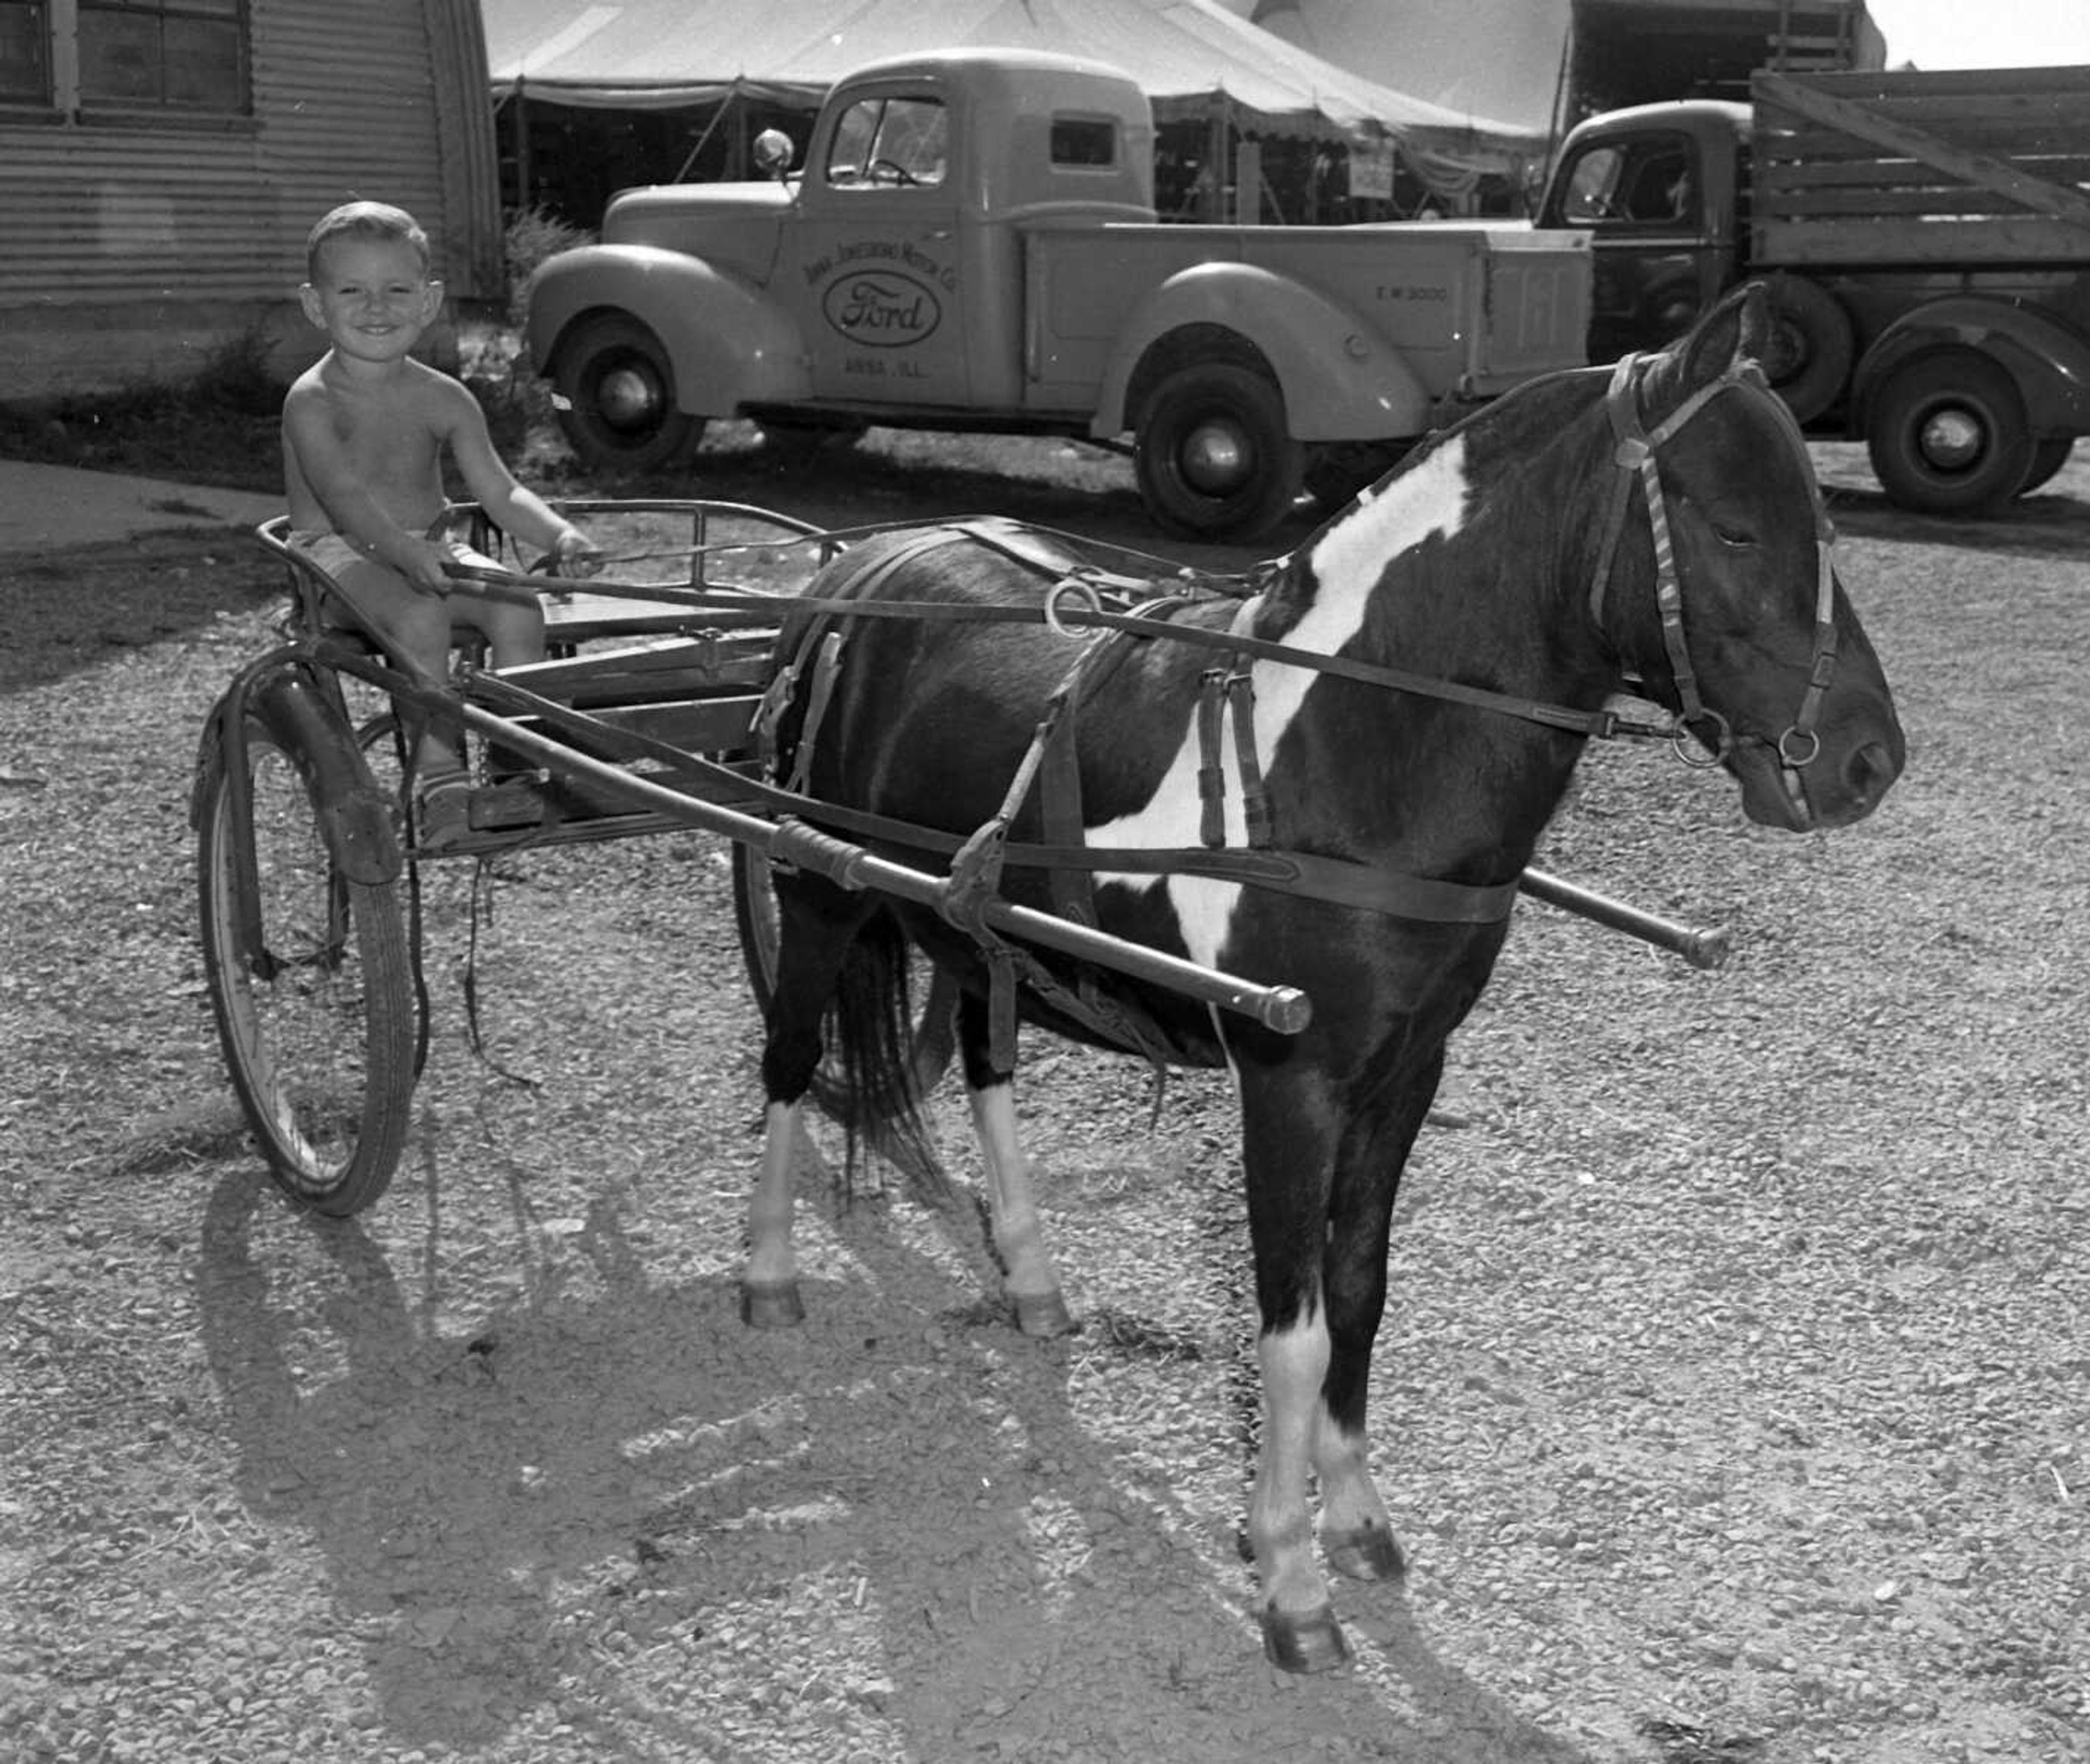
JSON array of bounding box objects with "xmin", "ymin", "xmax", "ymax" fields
[
  {"xmin": 1639, "ymin": 282, "xmax": 1768, "ymax": 421},
  {"xmin": 1679, "ymin": 282, "xmax": 1770, "ymax": 384}
]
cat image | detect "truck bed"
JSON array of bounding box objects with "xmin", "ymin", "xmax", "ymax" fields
[
  {"xmin": 1023, "ymin": 222, "xmax": 1589, "ymax": 418},
  {"xmin": 1751, "ymin": 65, "xmax": 2090, "ymax": 268}
]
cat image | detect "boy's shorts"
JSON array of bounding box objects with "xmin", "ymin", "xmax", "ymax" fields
[{"xmin": 287, "ymin": 529, "xmax": 505, "ymax": 629}]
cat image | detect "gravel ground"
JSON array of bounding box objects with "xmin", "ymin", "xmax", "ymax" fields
[{"xmin": 2, "ymin": 449, "xmax": 2087, "ymax": 1764}]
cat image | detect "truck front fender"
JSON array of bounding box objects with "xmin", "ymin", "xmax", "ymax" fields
[
  {"xmin": 524, "ymin": 245, "xmax": 810, "ymax": 414},
  {"xmin": 1095, "ymin": 262, "xmax": 1431, "ymax": 442},
  {"xmin": 1853, "ymin": 296, "xmax": 2090, "ymax": 433}
]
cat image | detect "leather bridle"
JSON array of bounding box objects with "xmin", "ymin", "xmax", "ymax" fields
[{"xmin": 1587, "ymin": 351, "xmax": 1840, "ymax": 773}]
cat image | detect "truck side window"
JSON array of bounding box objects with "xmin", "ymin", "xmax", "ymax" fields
[
  {"xmin": 826, "ymin": 95, "xmax": 948, "ymax": 188},
  {"xmin": 1562, "ymin": 138, "xmax": 1698, "ymax": 227},
  {"xmin": 1050, "ymin": 116, "xmax": 1117, "ymax": 168},
  {"xmin": 1563, "ymin": 147, "xmax": 1625, "ymax": 222}
]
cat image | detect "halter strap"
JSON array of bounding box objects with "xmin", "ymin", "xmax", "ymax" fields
[{"xmin": 1587, "ymin": 351, "xmax": 1840, "ymax": 769}]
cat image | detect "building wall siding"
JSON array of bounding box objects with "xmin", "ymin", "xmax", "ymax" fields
[{"xmin": 0, "ymin": 0, "xmax": 499, "ymax": 400}]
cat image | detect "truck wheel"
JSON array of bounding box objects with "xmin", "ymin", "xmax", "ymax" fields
[
  {"xmin": 2018, "ymin": 437, "xmax": 2074, "ymax": 498},
  {"xmin": 1865, "ymin": 352, "xmax": 2033, "ymax": 517},
  {"xmin": 1135, "ymin": 364, "xmax": 1303, "ymax": 543},
  {"xmin": 551, "ymin": 314, "xmax": 704, "ymax": 472},
  {"xmin": 1760, "ymin": 274, "xmax": 1852, "ymax": 425}
]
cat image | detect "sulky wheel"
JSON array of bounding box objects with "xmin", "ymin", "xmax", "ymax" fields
[
  {"xmin": 550, "ymin": 312, "xmax": 705, "ymax": 473},
  {"xmin": 730, "ymin": 842, "xmax": 958, "ymax": 1114},
  {"xmin": 195, "ymin": 699, "xmax": 416, "ymax": 1215},
  {"xmin": 1134, "ymin": 362, "xmax": 1304, "ymax": 543},
  {"xmin": 1865, "ymin": 350, "xmax": 2033, "ymax": 517}
]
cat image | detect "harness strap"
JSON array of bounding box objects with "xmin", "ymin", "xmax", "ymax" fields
[
  {"xmin": 1588, "ymin": 352, "xmax": 1840, "ymax": 768},
  {"xmin": 783, "ymin": 631, "xmax": 844, "ymax": 797},
  {"xmin": 468, "ymin": 670, "xmax": 1525, "ymax": 924},
  {"xmin": 1228, "ymin": 671, "xmax": 1273, "ymax": 848},
  {"xmin": 1196, "ymin": 670, "xmax": 1228, "ymax": 848}
]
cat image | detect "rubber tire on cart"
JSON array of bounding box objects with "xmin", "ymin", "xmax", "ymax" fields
[
  {"xmin": 2017, "ymin": 437, "xmax": 2074, "ymax": 499},
  {"xmin": 730, "ymin": 843, "xmax": 959, "ymax": 1114},
  {"xmin": 1134, "ymin": 363, "xmax": 1303, "ymax": 543},
  {"xmin": 1759, "ymin": 273, "xmax": 1853, "ymax": 425},
  {"xmin": 1865, "ymin": 351, "xmax": 2034, "ymax": 517},
  {"xmin": 551, "ymin": 313, "xmax": 705, "ymax": 473},
  {"xmin": 195, "ymin": 706, "xmax": 416, "ymax": 1216}
]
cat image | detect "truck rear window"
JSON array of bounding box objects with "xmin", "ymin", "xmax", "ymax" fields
[{"xmin": 1050, "ymin": 116, "xmax": 1117, "ymax": 168}]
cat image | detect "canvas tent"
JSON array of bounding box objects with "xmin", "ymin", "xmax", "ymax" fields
[
  {"xmin": 1221, "ymin": 0, "xmax": 1575, "ymax": 140},
  {"xmin": 483, "ymin": 0, "xmax": 1549, "ymax": 213},
  {"xmin": 1222, "ymin": 0, "xmax": 1883, "ymax": 142}
]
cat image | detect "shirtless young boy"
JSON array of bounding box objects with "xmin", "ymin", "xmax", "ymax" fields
[{"xmin": 282, "ymin": 199, "xmax": 598, "ymax": 845}]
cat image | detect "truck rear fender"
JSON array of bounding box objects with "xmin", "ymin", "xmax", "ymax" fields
[
  {"xmin": 1095, "ymin": 262, "xmax": 1431, "ymax": 442},
  {"xmin": 1853, "ymin": 297, "xmax": 2090, "ymax": 434},
  {"xmin": 525, "ymin": 245, "xmax": 810, "ymax": 413}
]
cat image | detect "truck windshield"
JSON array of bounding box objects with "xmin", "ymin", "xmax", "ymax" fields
[
  {"xmin": 826, "ymin": 95, "xmax": 949, "ymax": 188},
  {"xmin": 1563, "ymin": 136, "xmax": 1698, "ymax": 227}
]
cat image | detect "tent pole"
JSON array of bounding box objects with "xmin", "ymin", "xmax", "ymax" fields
[{"xmin": 510, "ymin": 81, "xmax": 532, "ymax": 216}]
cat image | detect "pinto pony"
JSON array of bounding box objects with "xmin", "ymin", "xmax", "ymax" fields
[{"xmin": 737, "ymin": 285, "xmax": 1904, "ymax": 1670}]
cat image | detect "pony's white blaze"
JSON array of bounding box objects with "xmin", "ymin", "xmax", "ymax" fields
[{"xmin": 1089, "ymin": 440, "xmax": 1471, "ymax": 968}]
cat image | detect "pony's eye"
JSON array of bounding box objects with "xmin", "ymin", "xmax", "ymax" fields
[{"xmin": 1711, "ymin": 522, "xmax": 1756, "ymax": 548}]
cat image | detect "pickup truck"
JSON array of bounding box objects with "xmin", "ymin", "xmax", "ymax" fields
[
  {"xmin": 523, "ymin": 47, "xmax": 1591, "ymax": 540},
  {"xmin": 1534, "ymin": 64, "xmax": 2090, "ymax": 514}
]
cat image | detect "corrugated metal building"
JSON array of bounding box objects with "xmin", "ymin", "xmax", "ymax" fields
[{"xmin": 1, "ymin": 0, "xmax": 501, "ymax": 403}]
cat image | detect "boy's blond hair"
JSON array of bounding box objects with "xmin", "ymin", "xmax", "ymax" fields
[{"xmin": 305, "ymin": 200, "xmax": 431, "ymax": 282}]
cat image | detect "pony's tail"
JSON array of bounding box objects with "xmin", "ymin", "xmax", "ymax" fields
[{"xmin": 822, "ymin": 905, "xmax": 953, "ymax": 1209}]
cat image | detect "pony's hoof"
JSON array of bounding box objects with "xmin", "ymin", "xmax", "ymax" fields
[
  {"xmin": 1260, "ymin": 1603, "xmax": 1350, "ymax": 1674},
  {"xmin": 739, "ymin": 1281, "xmax": 806, "ymax": 1329},
  {"xmin": 1325, "ymin": 1524, "xmax": 1406, "ymax": 1583},
  {"xmin": 1013, "ymin": 1289, "xmax": 1077, "ymax": 1338}
]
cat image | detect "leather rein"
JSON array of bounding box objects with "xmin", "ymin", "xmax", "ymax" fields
[{"xmin": 453, "ymin": 353, "xmax": 1837, "ymax": 938}]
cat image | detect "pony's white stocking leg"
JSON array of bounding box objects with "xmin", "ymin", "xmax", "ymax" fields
[
  {"xmin": 1313, "ymin": 1410, "xmax": 1404, "ymax": 1582},
  {"xmin": 741, "ymin": 1101, "xmax": 806, "ymax": 1327},
  {"xmin": 1247, "ymin": 1307, "xmax": 1348, "ymax": 1671},
  {"xmin": 967, "ymin": 1080, "xmax": 1074, "ymax": 1337}
]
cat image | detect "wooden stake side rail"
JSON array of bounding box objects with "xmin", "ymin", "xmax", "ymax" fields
[{"xmin": 1751, "ymin": 65, "xmax": 2090, "ymax": 267}]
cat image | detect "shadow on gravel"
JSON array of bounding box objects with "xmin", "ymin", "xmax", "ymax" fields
[
  {"xmin": 0, "ymin": 530, "xmax": 282, "ymax": 697},
  {"xmin": 193, "ymin": 1160, "xmax": 1603, "ymax": 1762}
]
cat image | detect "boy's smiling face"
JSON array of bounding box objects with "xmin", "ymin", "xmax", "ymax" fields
[{"xmin": 300, "ymin": 235, "xmax": 442, "ymax": 367}]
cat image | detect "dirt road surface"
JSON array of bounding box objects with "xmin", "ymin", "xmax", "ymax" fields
[{"xmin": 3, "ymin": 440, "xmax": 2087, "ymax": 1764}]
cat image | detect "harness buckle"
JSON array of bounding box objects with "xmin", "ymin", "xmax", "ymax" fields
[
  {"xmin": 1778, "ymin": 726, "xmax": 1822, "ymax": 769},
  {"xmin": 1671, "ymin": 706, "xmax": 1732, "ymax": 768}
]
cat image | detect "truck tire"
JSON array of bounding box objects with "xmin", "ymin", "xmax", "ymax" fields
[
  {"xmin": 2018, "ymin": 437, "xmax": 2074, "ymax": 498},
  {"xmin": 1760, "ymin": 274, "xmax": 1853, "ymax": 425},
  {"xmin": 1865, "ymin": 351, "xmax": 2033, "ymax": 517},
  {"xmin": 551, "ymin": 314, "xmax": 705, "ymax": 472},
  {"xmin": 1134, "ymin": 364, "xmax": 1303, "ymax": 543}
]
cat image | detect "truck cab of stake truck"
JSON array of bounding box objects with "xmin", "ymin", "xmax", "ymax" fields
[
  {"xmin": 525, "ymin": 47, "xmax": 1593, "ymax": 542},
  {"xmin": 1536, "ymin": 69, "xmax": 2090, "ymax": 515}
]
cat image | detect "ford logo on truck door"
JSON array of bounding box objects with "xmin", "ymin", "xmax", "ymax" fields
[{"xmin": 822, "ymin": 271, "xmax": 942, "ymax": 347}]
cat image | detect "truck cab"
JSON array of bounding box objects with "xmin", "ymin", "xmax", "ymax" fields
[
  {"xmin": 1536, "ymin": 101, "xmax": 1751, "ymax": 365},
  {"xmin": 1535, "ymin": 70, "xmax": 2090, "ymax": 516}
]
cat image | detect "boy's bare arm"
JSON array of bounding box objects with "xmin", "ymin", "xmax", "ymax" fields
[
  {"xmin": 439, "ymin": 380, "xmax": 599, "ymax": 570},
  {"xmin": 283, "ymin": 379, "xmax": 453, "ymax": 591}
]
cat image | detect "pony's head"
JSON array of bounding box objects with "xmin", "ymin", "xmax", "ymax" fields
[{"xmin": 1590, "ymin": 284, "xmax": 1904, "ymax": 831}]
